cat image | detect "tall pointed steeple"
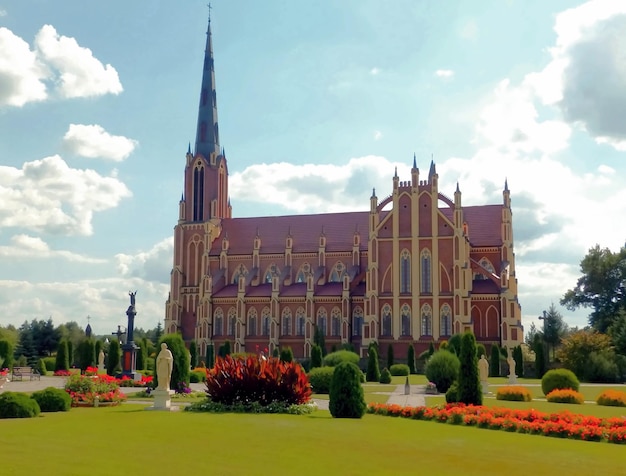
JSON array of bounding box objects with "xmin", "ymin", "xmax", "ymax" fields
[{"xmin": 194, "ymin": 12, "xmax": 220, "ymax": 159}]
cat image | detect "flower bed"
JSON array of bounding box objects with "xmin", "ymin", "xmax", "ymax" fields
[
  {"xmin": 596, "ymin": 390, "xmax": 626, "ymax": 407},
  {"xmin": 546, "ymin": 389, "xmax": 584, "ymax": 404},
  {"xmin": 496, "ymin": 386, "xmax": 532, "ymax": 402},
  {"xmin": 64, "ymin": 374, "xmax": 127, "ymax": 407},
  {"xmin": 367, "ymin": 403, "xmax": 626, "ymax": 444}
]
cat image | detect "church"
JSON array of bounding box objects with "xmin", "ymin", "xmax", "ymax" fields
[{"xmin": 164, "ymin": 16, "xmax": 524, "ymax": 360}]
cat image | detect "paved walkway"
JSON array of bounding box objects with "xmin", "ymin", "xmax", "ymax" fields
[{"xmin": 1, "ymin": 377, "xmax": 427, "ymax": 410}]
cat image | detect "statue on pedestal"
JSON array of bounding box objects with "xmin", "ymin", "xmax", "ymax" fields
[
  {"xmin": 479, "ymin": 354, "xmax": 489, "ymax": 393},
  {"xmin": 156, "ymin": 343, "xmax": 174, "ymax": 391},
  {"xmin": 507, "ymin": 349, "xmax": 517, "ymax": 384}
]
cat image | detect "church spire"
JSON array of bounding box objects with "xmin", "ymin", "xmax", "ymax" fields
[{"xmin": 194, "ymin": 11, "xmax": 220, "ymax": 159}]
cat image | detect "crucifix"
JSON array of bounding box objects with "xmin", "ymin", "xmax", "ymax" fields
[{"xmin": 112, "ymin": 325, "xmax": 125, "ymax": 344}]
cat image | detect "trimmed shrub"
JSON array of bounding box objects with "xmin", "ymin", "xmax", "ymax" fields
[
  {"xmin": 366, "ymin": 347, "xmax": 381, "ymax": 382},
  {"xmin": 445, "ymin": 381, "xmax": 459, "ymax": 404},
  {"xmin": 43, "ymin": 357, "xmax": 56, "ymax": 372},
  {"xmin": 424, "ymin": 350, "xmax": 460, "ymax": 393},
  {"xmin": 155, "ymin": 334, "xmax": 191, "ymax": 390},
  {"xmin": 206, "ymin": 355, "xmax": 311, "ymax": 405},
  {"xmin": 329, "ymin": 362, "xmax": 366, "ymax": 419},
  {"xmin": 0, "ymin": 392, "xmax": 41, "ymax": 418},
  {"xmin": 387, "ymin": 344, "xmax": 395, "ymax": 369},
  {"xmin": 206, "ymin": 343, "xmax": 215, "ymax": 369},
  {"xmin": 546, "ymin": 388, "xmax": 584, "ymax": 404},
  {"xmin": 496, "ymin": 386, "xmax": 532, "ymax": 402},
  {"xmin": 512, "ymin": 345, "xmax": 524, "ymax": 379},
  {"xmin": 534, "ymin": 341, "xmax": 546, "ymax": 378},
  {"xmin": 279, "ymin": 347, "xmax": 294, "ymax": 363},
  {"xmin": 596, "ymin": 389, "xmax": 626, "ymax": 407},
  {"xmin": 77, "ymin": 338, "xmax": 96, "ymax": 371},
  {"xmin": 37, "ymin": 358, "xmax": 47, "ymax": 376},
  {"xmin": 190, "ymin": 369, "xmax": 207, "ymax": 383},
  {"xmin": 379, "ymin": 367, "xmax": 392, "ymax": 384},
  {"xmin": 189, "ymin": 341, "xmax": 198, "ymax": 369},
  {"xmin": 490, "ymin": 344, "xmax": 500, "ymax": 377},
  {"xmin": 107, "ymin": 340, "xmax": 122, "ymax": 376},
  {"xmin": 541, "ymin": 368, "xmax": 580, "ymax": 396},
  {"xmin": 407, "ymin": 344, "xmax": 416, "ymax": 374},
  {"xmin": 308, "ymin": 366, "xmax": 334, "ymax": 394},
  {"xmin": 448, "ymin": 334, "xmax": 462, "ymax": 355},
  {"xmin": 310, "ymin": 344, "xmax": 323, "ymax": 369},
  {"xmin": 0, "ymin": 339, "xmax": 14, "ymax": 370},
  {"xmin": 31, "ymin": 387, "xmax": 71, "ymax": 412},
  {"xmin": 458, "ymin": 332, "xmax": 482, "ymax": 406},
  {"xmin": 55, "ymin": 340, "xmax": 70, "ymax": 372},
  {"xmin": 323, "ymin": 350, "xmax": 359, "ymax": 367},
  {"xmin": 389, "ymin": 364, "xmax": 410, "ymax": 376},
  {"xmin": 586, "ymin": 351, "xmax": 620, "ymax": 383}
]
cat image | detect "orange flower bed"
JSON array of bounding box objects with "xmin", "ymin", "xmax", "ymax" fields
[
  {"xmin": 546, "ymin": 388, "xmax": 584, "ymax": 404},
  {"xmin": 366, "ymin": 403, "xmax": 626, "ymax": 444},
  {"xmin": 596, "ymin": 390, "xmax": 626, "ymax": 407},
  {"xmin": 496, "ymin": 386, "xmax": 532, "ymax": 402}
]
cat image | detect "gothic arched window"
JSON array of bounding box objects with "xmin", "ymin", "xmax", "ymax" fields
[
  {"xmin": 381, "ymin": 305, "xmax": 392, "ymax": 336},
  {"xmin": 331, "ymin": 308, "xmax": 341, "ymax": 337},
  {"xmin": 281, "ymin": 308, "xmax": 292, "ymax": 336},
  {"xmin": 421, "ymin": 304, "xmax": 432, "ymax": 336},
  {"xmin": 440, "ymin": 304, "xmax": 452, "ymax": 337},
  {"xmin": 401, "ymin": 250, "xmax": 411, "ymax": 294},
  {"xmin": 213, "ymin": 308, "xmax": 223, "ymax": 336},
  {"xmin": 352, "ymin": 307, "xmax": 364, "ymax": 337},
  {"xmin": 421, "ymin": 249, "xmax": 432, "ymax": 293},
  {"xmin": 401, "ymin": 304, "xmax": 411, "ymax": 336}
]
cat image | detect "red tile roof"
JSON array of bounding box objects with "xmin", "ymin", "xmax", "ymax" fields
[
  {"xmin": 441, "ymin": 204, "xmax": 503, "ymax": 247},
  {"xmin": 211, "ymin": 212, "xmax": 369, "ymax": 255}
]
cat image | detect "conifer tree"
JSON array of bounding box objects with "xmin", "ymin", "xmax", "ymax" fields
[
  {"xmin": 107, "ymin": 340, "xmax": 121, "ymax": 376},
  {"xmin": 458, "ymin": 332, "xmax": 482, "ymax": 405},
  {"xmin": 54, "ymin": 339, "xmax": 69, "ymax": 371},
  {"xmin": 206, "ymin": 343, "xmax": 215, "ymax": 368},
  {"xmin": 366, "ymin": 346, "xmax": 380, "ymax": 382},
  {"xmin": 280, "ymin": 346, "xmax": 294, "ymax": 363},
  {"xmin": 189, "ymin": 340, "xmax": 198, "ymax": 368},
  {"xmin": 407, "ymin": 344, "xmax": 416, "ymax": 374},
  {"xmin": 490, "ymin": 344, "xmax": 500, "ymax": 377},
  {"xmin": 311, "ymin": 344, "xmax": 323, "ymax": 369},
  {"xmin": 387, "ymin": 344, "xmax": 394, "ymax": 369},
  {"xmin": 513, "ymin": 345, "xmax": 524, "ymax": 378}
]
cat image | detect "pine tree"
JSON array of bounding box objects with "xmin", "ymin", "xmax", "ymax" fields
[
  {"xmin": 407, "ymin": 344, "xmax": 416, "ymax": 374},
  {"xmin": 534, "ymin": 339, "xmax": 546, "ymax": 378},
  {"xmin": 490, "ymin": 344, "xmax": 500, "ymax": 377},
  {"xmin": 458, "ymin": 332, "xmax": 482, "ymax": 405},
  {"xmin": 366, "ymin": 346, "xmax": 380, "ymax": 382}
]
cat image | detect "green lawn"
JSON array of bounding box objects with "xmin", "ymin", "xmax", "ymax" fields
[{"xmin": 3, "ymin": 404, "xmax": 624, "ymax": 476}]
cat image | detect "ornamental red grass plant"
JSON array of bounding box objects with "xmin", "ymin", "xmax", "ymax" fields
[
  {"xmin": 596, "ymin": 389, "xmax": 626, "ymax": 407},
  {"xmin": 205, "ymin": 355, "xmax": 311, "ymax": 406}
]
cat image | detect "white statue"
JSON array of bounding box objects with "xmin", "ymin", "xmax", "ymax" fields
[
  {"xmin": 479, "ymin": 354, "xmax": 489, "ymax": 381},
  {"xmin": 507, "ymin": 349, "xmax": 517, "ymax": 383},
  {"xmin": 98, "ymin": 350, "xmax": 105, "ymax": 366},
  {"xmin": 156, "ymin": 343, "xmax": 174, "ymax": 391}
]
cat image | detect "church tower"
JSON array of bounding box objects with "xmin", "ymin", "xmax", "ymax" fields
[{"xmin": 166, "ymin": 13, "xmax": 229, "ymax": 340}]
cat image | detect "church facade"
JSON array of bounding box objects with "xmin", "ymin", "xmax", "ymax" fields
[{"xmin": 164, "ymin": 17, "xmax": 524, "ymax": 359}]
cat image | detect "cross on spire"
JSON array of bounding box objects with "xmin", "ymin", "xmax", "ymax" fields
[{"xmin": 208, "ymin": 2, "xmax": 212, "ymax": 23}]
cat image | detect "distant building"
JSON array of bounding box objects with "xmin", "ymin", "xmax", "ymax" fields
[{"xmin": 164, "ymin": 16, "xmax": 524, "ymax": 358}]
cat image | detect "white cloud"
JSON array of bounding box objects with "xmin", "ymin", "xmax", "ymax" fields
[
  {"xmin": 0, "ymin": 27, "xmax": 48, "ymax": 107},
  {"xmin": 526, "ymin": 1, "xmax": 626, "ymax": 151},
  {"xmin": 63, "ymin": 124, "xmax": 138, "ymax": 161},
  {"xmin": 373, "ymin": 130, "xmax": 382, "ymax": 140},
  {"xmin": 0, "ymin": 234, "xmax": 106, "ymax": 263},
  {"xmin": 0, "ymin": 277, "xmax": 169, "ymax": 333},
  {"xmin": 435, "ymin": 69, "xmax": 454, "ymax": 79},
  {"xmin": 370, "ymin": 67, "xmax": 380, "ymax": 75},
  {"xmin": 115, "ymin": 237, "xmax": 173, "ymax": 283},
  {"xmin": 0, "ymin": 154, "xmax": 132, "ymax": 236},
  {"xmin": 35, "ymin": 25, "xmax": 122, "ymax": 98}
]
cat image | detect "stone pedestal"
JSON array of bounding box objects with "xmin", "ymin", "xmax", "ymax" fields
[
  {"xmin": 150, "ymin": 389, "xmax": 175, "ymax": 411},
  {"xmin": 481, "ymin": 379, "xmax": 489, "ymax": 394},
  {"xmin": 97, "ymin": 364, "xmax": 105, "ymax": 373},
  {"xmin": 508, "ymin": 375, "xmax": 517, "ymax": 385}
]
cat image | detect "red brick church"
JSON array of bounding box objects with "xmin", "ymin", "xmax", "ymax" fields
[{"xmin": 164, "ymin": 17, "xmax": 524, "ymax": 359}]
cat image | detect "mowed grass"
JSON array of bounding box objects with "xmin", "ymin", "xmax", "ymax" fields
[{"xmin": 2, "ymin": 404, "xmax": 625, "ymax": 476}]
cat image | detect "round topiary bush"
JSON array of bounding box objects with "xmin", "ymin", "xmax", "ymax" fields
[
  {"xmin": 425, "ymin": 350, "xmax": 460, "ymax": 393},
  {"xmin": 0, "ymin": 392, "xmax": 41, "ymax": 418},
  {"xmin": 379, "ymin": 367, "xmax": 392, "ymax": 384},
  {"xmin": 189, "ymin": 369, "xmax": 207, "ymax": 383},
  {"xmin": 31, "ymin": 387, "xmax": 72, "ymax": 412},
  {"xmin": 445, "ymin": 381, "xmax": 459, "ymax": 404},
  {"xmin": 329, "ymin": 362, "xmax": 366, "ymax": 419},
  {"xmin": 389, "ymin": 364, "xmax": 410, "ymax": 376},
  {"xmin": 323, "ymin": 350, "xmax": 360, "ymax": 367},
  {"xmin": 541, "ymin": 368, "xmax": 580, "ymax": 396},
  {"xmin": 308, "ymin": 366, "xmax": 334, "ymax": 394}
]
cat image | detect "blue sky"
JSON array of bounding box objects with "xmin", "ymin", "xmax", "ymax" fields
[{"xmin": 1, "ymin": 0, "xmax": 625, "ymax": 336}]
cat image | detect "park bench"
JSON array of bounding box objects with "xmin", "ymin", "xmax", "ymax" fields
[{"xmin": 11, "ymin": 366, "xmax": 41, "ymax": 381}]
